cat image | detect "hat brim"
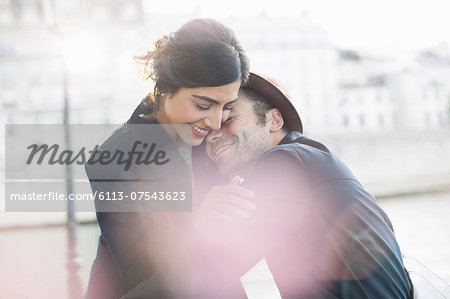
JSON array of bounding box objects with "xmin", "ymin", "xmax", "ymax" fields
[{"xmin": 246, "ymin": 73, "xmax": 303, "ymax": 133}]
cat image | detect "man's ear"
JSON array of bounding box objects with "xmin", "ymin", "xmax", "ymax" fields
[{"xmin": 267, "ymin": 108, "xmax": 284, "ymax": 132}]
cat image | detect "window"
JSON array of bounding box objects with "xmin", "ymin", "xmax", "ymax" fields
[
  {"xmin": 377, "ymin": 90, "xmax": 382, "ymax": 102},
  {"xmin": 378, "ymin": 114, "xmax": 384, "ymax": 127},
  {"xmin": 343, "ymin": 115, "xmax": 349, "ymax": 127},
  {"xmin": 435, "ymin": 87, "xmax": 440, "ymax": 101},
  {"xmin": 425, "ymin": 112, "xmax": 431, "ymax": 125},
  {"xmin": 358, "ymin": 95, "xmax": 363, "ymax": 103},
  {"xmin": 439, "ymin": 113, "xmax": 444, "ymax": 124},
  {"xmin": 0, "ymin": 62, "xmax": 13, "ymax": 82}
]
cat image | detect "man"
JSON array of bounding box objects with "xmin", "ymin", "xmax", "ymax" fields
[
  {"xmin": 196, "ymin": 72, "xmax": 413, "ymax": 298},
  {"xmin": 92, "ymin": 73, "xmax": 413, "ymax": 298}
]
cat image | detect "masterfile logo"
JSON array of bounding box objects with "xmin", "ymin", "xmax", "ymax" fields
[
  {"xmin": 25, "ymin": 141, "xmax": 170, "ymax": 171},
  {"xmin": 5, "ymin": 124, "xmax": 193, "ymax": 212}
]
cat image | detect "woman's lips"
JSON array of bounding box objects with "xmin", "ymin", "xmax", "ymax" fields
[{"xmin": 191, "ymin": 124, "xmax": 209, "ymax": 137}]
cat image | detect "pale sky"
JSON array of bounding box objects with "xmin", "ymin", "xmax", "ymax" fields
[{"xmin": 145, "ymin": 0, "xmax": 450, "ymax": 53}]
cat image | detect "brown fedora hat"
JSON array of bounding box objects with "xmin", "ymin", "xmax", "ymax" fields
[{"xmin": 246, "ymin": 72, "xmax": 303, "ymax": 133}]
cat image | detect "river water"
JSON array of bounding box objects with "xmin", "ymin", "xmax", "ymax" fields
[
  {"xmin": 378, "ymin": 191, "xmax": 450, "ymax": 284},
  {"xmin": 0, "ymin": 191, "xmax": 449, "ymax": 298}
]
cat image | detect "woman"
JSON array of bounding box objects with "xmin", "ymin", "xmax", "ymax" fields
[{"xmin": 85, "ymin": 18, "xmax": 249, "ymax": 299}]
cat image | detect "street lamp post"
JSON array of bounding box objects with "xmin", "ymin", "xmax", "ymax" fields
[
  {"xmin": 44, "ymin": 1, "xmax": 87, "ymax": 298},
  {"xmin": 62, "ymin": 55, "xmax": 82, "ymax": 299}
]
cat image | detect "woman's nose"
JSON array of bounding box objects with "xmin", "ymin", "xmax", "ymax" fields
[{"xmin": 204, "ymin": 109, "xmax": 222, "ymax": 131}]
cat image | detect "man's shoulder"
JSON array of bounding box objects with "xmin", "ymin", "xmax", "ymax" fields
[
  {"xmin": 259, "ymin": 132, "xmax": 331, "ymax": 165},
  {"xmin": 250, "ymin": 139, "xmax": 309, "ymax": 186},
  {"xmin": 257, "ymin": 132, "xmax": 357, "ymax": 184}
]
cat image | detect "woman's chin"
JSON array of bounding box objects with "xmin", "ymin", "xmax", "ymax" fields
[
  {"xmin": 189, "ymin": 136, "xmax": 204, "ymax": 147},
  {"xmin": 177, "ymin": 132, "xmax": 204, "ymax": 147}
]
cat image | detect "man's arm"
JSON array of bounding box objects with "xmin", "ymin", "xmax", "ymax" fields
[
  {"xmin": 118, "ymin": 150, "xmax": 313, "ymax": 298},
  {"xmin": 186, "ymin": 150, "xmax": 315, "ymax": 297}
]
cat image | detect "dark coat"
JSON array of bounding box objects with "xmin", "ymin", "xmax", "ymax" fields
[
  {"xmin": 85, "ymin": 102, "xmax": 194, "ymax": 299},
  {"xmin": 190, "ymin": 131, "xmax": 413, "ymax": 298}
]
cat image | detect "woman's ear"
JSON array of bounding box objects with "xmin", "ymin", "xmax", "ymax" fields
[
  {"xmin": 161, "ymin": 92, "xmax": 171, "ymax": 100},
  {"xmin": 268, "ymin": 108, "xmax": 284, "ymax": 132}
]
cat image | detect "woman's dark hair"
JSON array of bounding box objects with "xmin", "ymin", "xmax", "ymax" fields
[{"xmin": 135, "ymin": 18, "xmax": 250, "ymax": 117}]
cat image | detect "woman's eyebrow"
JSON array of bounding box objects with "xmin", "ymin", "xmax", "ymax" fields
[
  {"xmin": 226, "ymin": 98, "xmax": 239, "ymax": 105},
  {"xmin": 192, "ymin": 95, "xmax": 238, "ymax": 105}
]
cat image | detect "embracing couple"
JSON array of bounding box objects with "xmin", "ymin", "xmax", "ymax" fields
[{"xmin": 85, "ymin": 18, "xmax": 413, "ymax": 299}]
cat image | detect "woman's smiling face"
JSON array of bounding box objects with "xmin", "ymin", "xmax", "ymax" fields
[{"xmin": 156, "ymin": 80, "xmax": 241, "ymax": 146}]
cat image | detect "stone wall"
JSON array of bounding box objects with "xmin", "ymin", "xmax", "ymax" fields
[{"xmin": 314, "ymin": 127, "xmax": 450, "ymax": 197}]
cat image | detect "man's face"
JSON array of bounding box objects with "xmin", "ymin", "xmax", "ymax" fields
[{"xmin": 205, "ymin": 95, "xmax": 270, "ymax": 176}]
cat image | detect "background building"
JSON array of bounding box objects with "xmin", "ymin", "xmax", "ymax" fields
[{"xmin": 1, "ymin": 2, "xmax": 449, "ymax": 131}]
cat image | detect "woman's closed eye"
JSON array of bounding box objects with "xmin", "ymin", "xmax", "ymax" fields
[
  {"xmin": 223, "ymin": 104, "xmax": 233, "ymax": 111},
  {"xmin": 195, "ymin": 101, "xmax": 234, "ymax": 111},
  {"xmin": 195, "ymin": 103, "xmax": 210, "ymax": 110}
]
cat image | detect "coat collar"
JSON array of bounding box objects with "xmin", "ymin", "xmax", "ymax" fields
[
  {"xmin": 279, "ymin": 131, "xmax": 303, "ymax": 145},
  {"xmin": 127, "ymin": 100, "xmax": 158, "ymax": 125}
]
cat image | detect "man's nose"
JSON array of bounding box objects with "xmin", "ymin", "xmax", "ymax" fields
[
  {"xmin": 206, "ymin": 129, "xmax": 223, "ymax": 143},
  {"xmin": 204, "ymin": 109, "xmax": 222, "ymax": 131}
]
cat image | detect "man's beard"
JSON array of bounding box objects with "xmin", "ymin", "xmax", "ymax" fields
[{"xmin": 217, "ymin": 126, "xmax": 269, "ymax": 177}]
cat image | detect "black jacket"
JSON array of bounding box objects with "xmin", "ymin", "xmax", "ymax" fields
[
  {"xmin": 190, "ymin": 131, "xmax": 413, "ymax": 298},
  {"xmin": 85, "ymin": 102, "xmax": 194, "ymax": 299}
]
